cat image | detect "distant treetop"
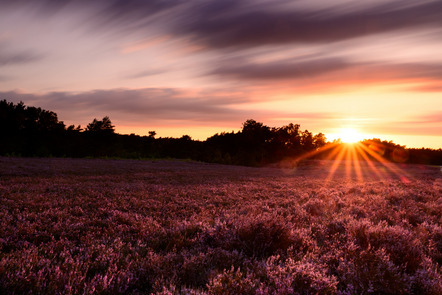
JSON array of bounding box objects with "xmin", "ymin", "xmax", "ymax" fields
[{"xmin": 85, "ymin": 116, "xmax": 115, "ymax": 133}]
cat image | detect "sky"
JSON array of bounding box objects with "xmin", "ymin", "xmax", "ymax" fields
[{"xmin": 0, "ymin": 0, "xmax": 441, "ymax": 149}]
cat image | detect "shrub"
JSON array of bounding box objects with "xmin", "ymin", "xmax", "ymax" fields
[
  {"xmin": 233, "ymin": 215, "xmax": 294, "ymax": 258},
  {"xmin": 265, "ymin": 257, "xmax": 338, "ymax": 294},
  {"xmin": 349, "ymin": 220, "xmax": 424, "ymax": 273},
  {"xmin": 207, "ymin": 267, "xmax": 261, "ymax": 295},
  {"xmin": 337, "ymin": 244, "xmax": 411, "ymax": 294}
]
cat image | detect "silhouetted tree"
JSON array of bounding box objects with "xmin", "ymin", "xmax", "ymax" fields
[
  {"xmin": 86, "ymin": 116, "xmax": 115, "ymax": 133},
  {"xmin": 67, "ymin": 124, "xmax": 82, "ymax": 132},
  {"xmin": 271, "ymin": 123, "xmax": 302, "ymax": 155},
  {"xmin": 1, "ymin": 100, "xmax": 441, "ymax": 165},
  {"xmin": 301, "ymin": 130, "xmax": 314, "ymax": 150},
  {"xmin": 313, "ymin": 133, "xmax": 327, "ymax": 149},
  {"xmin": 239, "ymin": 119, "xmax": 272, "ymax": 165}
]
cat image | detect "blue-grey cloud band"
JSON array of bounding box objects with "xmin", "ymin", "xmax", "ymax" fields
[
  {"xmin": 179, "ymin": 1, "xmax": 442, "ymax": 48},
  {"xmin": 3, "ymin": 1, "xmax": 442, "ymax": 48}
]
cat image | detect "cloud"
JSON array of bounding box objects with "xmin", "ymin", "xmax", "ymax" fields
[
  {"xmin": 0, "ymin": 51, "xmax": 43, "ymax": 66},
  {"xmin": 367, "ymin": 111, "xmax": 442, "ymax": 137},
  {"xmin": 0, "ymin": 75, "xmax": 12, "ymax": 81},
  {"xmin": 0, "ymin": 88, "xmax": 338, "ymax": 132},
  {"xmin": 124, "ymin": 69, "xmax": 165, "ymax": 80},
  {"xmin": 209, "ymin": 57, "xmax": 442, "ymax": 93},
  {"xmin": 1, "ymin": 0, "xmax": 180, "ymax": 15},
  {"xmin": 413, "ymin": 112, "xmax": 442, "ymax": 124},
  {"xmin": 211, "ymin": 57, "xmax": 353, "ymax": 80},
  {"xmin": 177, "ymin": 0, "xmax": 442, "ymax": 49},
  {"xmin": 6, "ymin": 1, "xmax": 442, "ymax": 50},
  {"xmin": 0, "ymin": 88, "xmax": 249, "ymax": 124},
  {"xmin": 1, "ymin": 0, "xmax": 184, "ymax": 40},
  {"xmin": 89, "ymin": 0, "xmax": 185, "ymax": 36}
]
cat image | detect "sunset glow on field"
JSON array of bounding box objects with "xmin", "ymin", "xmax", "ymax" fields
[
  {"xmin": 1, "ymin": 2, "xmax": 442, "ymax": 293},
  {"xmin": 1, "ymin": 157, "xmax": 440, "ymax": 293}
]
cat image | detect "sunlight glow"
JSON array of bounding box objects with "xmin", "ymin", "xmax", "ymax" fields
[
  {"xmin": 319, "ymin": 142, "xmax": 413, "ymax": 185},
  {"xmin": 339, "ymin": 128, "xmax": 363, "ymax": 143},
  {"xmin": 291, "ymin": 139, "xmax": 414, "ymax": 185}
]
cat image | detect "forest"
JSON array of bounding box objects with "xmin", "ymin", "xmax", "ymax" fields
[{"xmin": 1, "ymin": 100, "xmax": 441, "ymax": 166}]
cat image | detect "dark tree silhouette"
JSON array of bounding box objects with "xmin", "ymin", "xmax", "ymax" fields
[
  {"xmin": 0, "ymin": 100, "xmax": 66, "ymax": 156},
  {"xmin": 1, "ymin": 100, "xmax": 441, "ymax": 165},
  {"xmin": 86, "ymin": 116, "xmax": 115, "ymax": 133},
  {"xmin": 313, "ymin": 133, "xmax": 327, "ymax": 149}
]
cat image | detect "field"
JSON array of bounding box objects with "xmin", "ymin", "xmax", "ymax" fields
[{"xmin": 0, "ymin": 157, "xmax": 441, "ymax": 294}]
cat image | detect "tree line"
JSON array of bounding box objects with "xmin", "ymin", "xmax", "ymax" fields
[{"xmin": 1, "ymin": 100, "xmax": 441, "ymax": 165}]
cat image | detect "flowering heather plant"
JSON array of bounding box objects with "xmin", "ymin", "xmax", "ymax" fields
[{"xmin": 0, "ymin": 157, "xmax": 441, "ymax": 294}]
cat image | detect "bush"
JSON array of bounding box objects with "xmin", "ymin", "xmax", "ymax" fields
[
  {"xmin": 337, "ymin": 244, "xmax": 411, "ymax": 294},
  {"xmin": 233, "ymin": 215, "xmax": 294, "ymax": 258}
]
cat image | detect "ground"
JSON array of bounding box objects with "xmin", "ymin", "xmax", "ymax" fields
[{"xmin": 0, "ymin": 157, "xmax": 441, "ymax": 294}]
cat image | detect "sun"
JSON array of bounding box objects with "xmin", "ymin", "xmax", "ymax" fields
[{"xmin": 339, "ymin": 128, "xmax": 363, "ymax": 143}]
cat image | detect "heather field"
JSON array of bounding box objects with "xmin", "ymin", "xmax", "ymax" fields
[{"xmin": 0, "ymin": 157, "xmax": 441, "ymax": 294}]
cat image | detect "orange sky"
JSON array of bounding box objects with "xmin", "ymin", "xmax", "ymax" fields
[{"xmin": 1, "ymin": 1, "xmax": 441, "ymax": 148}]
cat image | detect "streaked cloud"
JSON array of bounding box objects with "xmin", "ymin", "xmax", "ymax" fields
[
  {"xmin": 408, "ymin": 84, "xmax": 442, "ymax": 93},
  {"xmin": 5, "ymin": 1, "xmax": 442, "ymax": 49},
  {"xmin": 413, "ymin": 112, "xmax": 442, "ymax": 124},
  {"xmin": 209, "ymin": 57, "xmax": 442, "ymax": 95},
  {"xmin": 211, "ymin": 58, "xmax": 352, "ymax": 80},
  {"xmin": 178, "ymin": 0, "xmax": 442, "ymax": 49},
  {"xmin": 0, "ymin": 0, "xmax": 441, "ymax": 147},
  {"xmin": 0, "ymin": 88, "xmax": 248, "ymax": 123},
  {"xmin": 0, "ymin": 51, "xmax": 44, "ymax": 66},
  {"xmin": 0, "ymin": 75, "xmax": 11, "ymax": 81},
  {"xmin": 124, "ymin": 69, "xmax": 165, "ymax": 80}
]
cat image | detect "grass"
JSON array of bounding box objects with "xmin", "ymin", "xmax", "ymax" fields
[{"xmin": 0, "ymin": 157, "xmax": 441, "ymax": 294}]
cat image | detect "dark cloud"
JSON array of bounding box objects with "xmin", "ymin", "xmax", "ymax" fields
[
  {"xmin": 209, "ymin": 57, "xmax": 442, "ymax": 89},
  {"xmin": 1, "ymin": 0, "xmax": 185, "ymax": 38},
  {"xmin": 0, "ymin": 88, "xmax": 337, "ymax": 131},
  {"xmin": 0, "ymin": 0, "xmax": 180, "ymax": 15},
  {"xmin": 211, "ymin": 58, "xmax": 352, "ymax": 80},
  {"xmin": 97, "ymin": 0, "xmax": 184, "ymax": 20},
  {"xmin": 178, "ymin": 1, "xmax": 442, "ymax": 48},
  {"xmin": 6, "ymin": 1, "xmax": 442, "ymax": 49},
  {"xmin": 0, "ymin": 0, "xmax": 80, "ymax": 17},
  {"xmin": 0, "ymin": 88, "xmax": 248, "ymax": 124},
  {"xmin": 390, "ymin": 63, "xmax": 442, "ymax": 80},
  {"xmin": 89, "ymin": 0, "xmax": 185, "ymax": 36},
  {"xmin": 0, "ymin": 75, "xmax": 12, "ymax": 81},
  {"xmin": 0, "ymin": 51, "xmax": 43, "ymax": 66},
  {"xmin": 124, "ymin": 69, "xmax": 165, "ymax": 80}
]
